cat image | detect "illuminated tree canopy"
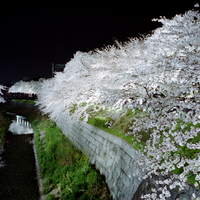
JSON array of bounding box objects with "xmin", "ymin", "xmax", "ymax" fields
[{"xmin": 9, "ymin": 80, "xmax": 43, "ymax": 94}]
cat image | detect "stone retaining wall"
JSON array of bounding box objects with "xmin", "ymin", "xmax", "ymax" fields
[{"xmin": 55, "ymin": 115, "xmax": 145, "ymax": 200}]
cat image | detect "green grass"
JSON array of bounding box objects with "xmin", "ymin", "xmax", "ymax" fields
[
  {"xmin": 33, "ymin": 118, "xmax": 111, "ymax": 200},
  {"xmin": 12, "ymin": 99, "xmax": 36, "ymax": 104},
  {"xmin": 67, "ymin": 103, "xmax": 150, "ymax": 149},
  {"xmin": 169, "ymin": 121, "xmax": 200, "ymax": 187},
  {"xmin": 87, "ymin": 108, "xmax": 146, "ymax": 149}
]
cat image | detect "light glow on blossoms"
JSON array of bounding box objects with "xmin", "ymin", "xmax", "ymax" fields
[
  {"xmin": 32, "ymin": 8, "xmax": 200, "ymax": 199},
  {"xmin": 9, "ymin": 80, "xmax": 43, "ymax": 94}
]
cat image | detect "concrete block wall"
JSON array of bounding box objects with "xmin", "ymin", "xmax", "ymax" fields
[{"xmin": 55, "ymin": 115, "xmax": 145, "ymax": 200}]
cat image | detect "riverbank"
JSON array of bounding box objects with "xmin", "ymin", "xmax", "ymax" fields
[{"xmin": 0, "ymin": 104, "xmax": 111, "ymax": 199}]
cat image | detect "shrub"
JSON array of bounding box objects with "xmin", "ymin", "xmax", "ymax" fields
[{"xmin": 32, "ymin": 117, "xmax": 111, "ymax": 199}]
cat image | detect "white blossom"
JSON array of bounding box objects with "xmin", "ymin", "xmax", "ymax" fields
[{"xmin": 9, "ymin": 80, "xmax": 43, "ymax": 94}]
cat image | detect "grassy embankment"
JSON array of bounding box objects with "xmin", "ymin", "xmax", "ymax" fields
[
  {"xmin": 70, "ymin": 103, "xmax": 152, "ymax": 148},
  {"xmin": 1, "ymin": 105, "xmax": 111, "ymax": 200}
]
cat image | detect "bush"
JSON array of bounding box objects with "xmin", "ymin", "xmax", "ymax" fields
[{"xmin": 32, "ymin": 117, "xmax": 111, "ymax": 199}]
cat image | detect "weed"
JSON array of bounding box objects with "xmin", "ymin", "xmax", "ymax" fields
[
  {"xmin": 46, "ymin": 194, "xmax": 56, "ymax": 200},
  {"xmin": 69, "ymin": 103, "xmax": 78, "ymax": 115}
]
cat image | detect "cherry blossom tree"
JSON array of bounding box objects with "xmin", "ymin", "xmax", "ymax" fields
[
  {"xmin": 9, "ymin": 80, "xmax": 44, "ymax": 94},
  {"xmin": 33, "ymin": 7, "xmax": 200, "ymax": 199}
]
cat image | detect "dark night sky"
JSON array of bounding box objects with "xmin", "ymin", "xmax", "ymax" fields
[{"xmin": 0, "ymin": 2, "xmax": 198, "ymax": 84}]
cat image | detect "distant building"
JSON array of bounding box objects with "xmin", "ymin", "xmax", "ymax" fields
[{"xmin": 52, "ymin": 63, "xmax": 65, "ymax": 77}]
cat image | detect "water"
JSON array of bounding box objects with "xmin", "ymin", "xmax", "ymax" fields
[{"xmin": 0, "ymin": 116, "xmax": 39, "ymax": 199}]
